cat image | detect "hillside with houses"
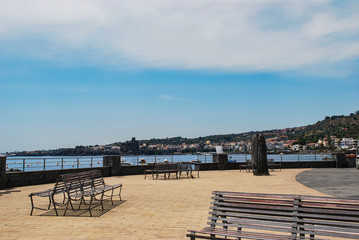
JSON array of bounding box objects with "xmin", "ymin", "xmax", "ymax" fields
[{"xmin": 8, "ymin": 111, "xmax": 359, "ymax": 156}]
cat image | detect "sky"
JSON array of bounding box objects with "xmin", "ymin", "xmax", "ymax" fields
[{"xmin": 0, "ymin": 0, "xmax": 359, "ymax": 153}]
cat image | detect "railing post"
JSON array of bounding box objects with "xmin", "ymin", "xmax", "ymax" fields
[
  {"xmin": 298, "ymin": 154, "xmax": 300, "ymax": 162},
  {"xmin": 171, "ymin": 156, "xmax": 174, "ymax": 164},
  {"xmin": 43, "ymin": 158, "xmax": 46, "ymax": 171},
  {"xmin": 314, "ymin": 154, "xmax": 317, "ymax": 161},
  {"xmin": 61, "ymin": 158, "xmax": 64, "ymax": 169},
  {"xmin": 0, "ymin": 156, "xmax": 6, "ymax": 189},
  {"xmin": 137, "ymin": 156, "xmax": 139, "ymax": 166},
  {"xmin": 77, "ymin": 158, "xmax": 79, "ymax": 168},
  {"xmin": 155, "ymin": 156, "xmax": 157, "ymax": 164},
  {"xmin": 91, "ymin": 157, "xmax": 93, "ymax": 168},
  {"xmin": 23, "ymin": 158, "xmax": 25, "ymax": 172},
  {"xmin": 103, "ymin": 155, "xmax": 121, "ymax": 176}
]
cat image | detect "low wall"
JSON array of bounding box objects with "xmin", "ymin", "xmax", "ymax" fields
[
  {"xmin": 5, "ymin": 167, "xmax": 111, "ymax": 188},
  {"xmin": 195, "ymin": 160, "xmax": 338, "ymax": 171},
  {"xmin": 120, "ymin": 165, "xmax": 154, "ymax": 175}
]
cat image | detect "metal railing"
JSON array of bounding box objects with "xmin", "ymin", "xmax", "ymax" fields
[
  {"xmin": 6, "ymin": 156, "xmax": 103, "ymax": 172},
  {"xmin": 5, "ymin": 153, "xmax": 333, "ymax": 171}
]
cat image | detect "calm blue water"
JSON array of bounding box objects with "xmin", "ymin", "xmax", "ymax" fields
[{"xmin": 6, "ymin": 154, "xmax": 333, "ymax": 172}]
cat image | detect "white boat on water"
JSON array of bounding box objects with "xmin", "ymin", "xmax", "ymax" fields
[{"xmin": 121, "ymin": 159, "xmax": 133, "ymax": 166}]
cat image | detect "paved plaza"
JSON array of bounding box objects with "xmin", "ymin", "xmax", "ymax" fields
[{"xmin": 0, "ymin": 169, "xmax": 331, "ymax": 240}]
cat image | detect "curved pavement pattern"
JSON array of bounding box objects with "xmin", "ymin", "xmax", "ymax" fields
[{"xmin": 296, "ymin": 168, "xmax": 359, "ymax": 199}]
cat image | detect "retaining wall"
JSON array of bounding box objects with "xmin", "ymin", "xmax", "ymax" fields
[{"xmin": 5, "ymin": 167, "xmax": 111, "ymax": 188}]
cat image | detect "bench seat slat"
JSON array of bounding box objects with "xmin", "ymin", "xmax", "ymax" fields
[
  {"xmin": 300, "ymin": 201, "xmax": 359, "ymax": 210},
  {"xmin": 208, "ymin": 221, "xmax": 296, "ymax": 233},
  {"xmin": 297, "ymin": 212, "xmax": 359, "ymax": 222},
  {"xmin": 211, "ymin": 206, "xmax": 294, "ymax": 217},
  {"xmin": 213, "ymin": 196, "xmax": 295, "ymax": 206},
  {"xmin": 297, "ymin": 228, "xmax": 359, "ymax": 239},
  {"xmin": 212, "ymin": 191, "xmax": 299, "ymax": 200},
  {"xmin": 296, "ymin": 218, "xmax": 359, "ymax": 229},
  {"xmin": 209, "ymin": 211, "xmax": 295, "ymax": 223},
  {"xmin": 188, "ymin": 227, "xmax": 296, "ymax": 240},
  {"xmin": 213, "ymin": 201, "xmax": 295, "ymax": 212},
  {"xmin": 297, "ymin": 223, "xmax": 359, "ymax": 234},
  {"xmin": 209, "ymin": 216, "xmax": 295, "ymax": 228}
]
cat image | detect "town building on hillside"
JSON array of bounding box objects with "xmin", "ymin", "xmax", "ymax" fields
[{"xmin": 340, "ymin": 138, "xmax": 354, "ymax": 149}]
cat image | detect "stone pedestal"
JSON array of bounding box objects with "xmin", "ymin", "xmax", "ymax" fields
[
  {"xmin": 213, "ymin": 154, "xmax": 228, "ymax": 170},
  {"xmin": 0, "ymin": 156, "xmax": 6, "ymax": 189},
  {"xmin": 251, "ymin": 134, "xmax": 269, "ymax": 176},
  {"xmin": 103, "ymin": 155, "xmax": 121, "ymax": 176}
]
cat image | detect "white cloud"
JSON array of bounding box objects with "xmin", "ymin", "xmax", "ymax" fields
[{"xmin": 0, "ymin": 0, "xmax": 358, "ymax": 74}]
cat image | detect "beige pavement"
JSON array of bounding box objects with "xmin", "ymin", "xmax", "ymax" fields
[{"xmin": 0, "ymin": 169, "xmax": 330, "ymax": 240}]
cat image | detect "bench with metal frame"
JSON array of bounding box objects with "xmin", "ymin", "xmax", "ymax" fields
[
  {"xmin": 296, "ymin": 195, "xmax": 359, "ymax": 239},
  {"xmin": 60, "ymin": 169, "xmax": 122, "ymax": 217},
  {"xmin": 29, "ymin": 170, "xmax": 122, "ymax": 217},
  {"xmin": 186, "ymin": 191, "xmax": 359, "ymax": 239},
  {"xmin": 145, "ymin": 162, "xmax": 199, "ymax": 179},
  {"xmin": 187, "ymin": 191, "xmax": 300, "ymax": 240},
  {"xmin": 28, "ymin": 175, "xmax": 67, "ymax": 216}
]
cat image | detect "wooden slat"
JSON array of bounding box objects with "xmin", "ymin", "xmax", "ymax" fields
[
  {"xmin": 188, "ymin": 227, "xmax": 295, "ymax": 240},
  {"xmin": 212, "ymin": 191, "xmax": 299, "ymax": 200}
]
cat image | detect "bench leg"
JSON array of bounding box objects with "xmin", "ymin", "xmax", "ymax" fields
[
  {"xmin": 29, "ymin": 195, "xmax": 35, "ymax": 216},
  {"xmin": 52, "ymin": 195, "xmax": 59, "ymax": 216},
  {"xmin": 47, "ymin": 196, "xmax": 52, "ymax": 210},
  {"xmin": 110, "ymin": 188, "xmax": 114, "ymax": 205},
  {"xmin": 100, "ymin": 192, "xmax": 104, "ymax": 210},
  {"xmin": 78, "ymin": 197, "xmax": 85, "ymax": 210},
  {"xmin": 118, "ymin": 186, "xmax": 122, "ymax": 201},
  {"xmin": 88, "ymin": 196, "xmax": 93, "ymax": 217}
]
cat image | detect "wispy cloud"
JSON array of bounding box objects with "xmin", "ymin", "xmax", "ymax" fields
[
  {"xmin": 158, "ymin": 94, "xmax": 185, "ymax": 101},
  {"xmin": 0, "ymin": 0, "xmax": 359, "ymax": 75}
]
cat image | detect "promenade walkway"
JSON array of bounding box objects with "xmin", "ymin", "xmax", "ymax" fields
[{"xmin": 0, "ymin": 169, "xmax": 329, "ymax": 240}]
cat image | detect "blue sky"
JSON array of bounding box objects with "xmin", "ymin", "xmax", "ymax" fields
[{"xmin": 1, "ymin": 0, "xmax": 359, "ymax": 152}]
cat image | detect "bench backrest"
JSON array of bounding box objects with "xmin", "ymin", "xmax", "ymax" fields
[
  {"xmin": 155, "ymin": 163, "xmax": 179, "ymax": 170},
  {"xmin": 297, "ymin": 195, "xmax": 359, "ymax": 239},
  {"xmin": 60, "ymin": 170, "xmax": 105, "ymax": 196},
  {"xmin": 179, "ymin": 162, "xmax": 192, "ymax": 170},
  {"xmin": 209, "ymin": 191, "xmax": 359, "ymax": 239},
  {"xmin": 52, "ymin": 175, "xmax": 67, "ymax": 194},
  {"xmin": 210, "ymin": 191, "xmax": 299, "ymax": 237}
]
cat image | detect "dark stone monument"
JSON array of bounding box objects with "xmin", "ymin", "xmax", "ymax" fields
[
  {"xmin": 213, "ymin": 154, "xmax": 228, "ymax": 170},
  {"xmin": 103, "ymin": 155, "xmax": 121, "ymax": 176},
  {"xmin": 0, "ymin": 156, "xmax": 6, "ymax": 189},
  {"xmin": 251, "ymin": 134, "xmax": 269, "ymax": 176}
]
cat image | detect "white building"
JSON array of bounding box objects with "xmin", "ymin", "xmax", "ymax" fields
[{"xmin": 340, "ymin": 138, "xmax": 354, "ymax": 149}]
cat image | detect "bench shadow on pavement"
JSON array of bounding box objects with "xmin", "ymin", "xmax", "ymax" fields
[{"xmin": 37, "ymin": 199, "xmax": 126, "ymax": 217}]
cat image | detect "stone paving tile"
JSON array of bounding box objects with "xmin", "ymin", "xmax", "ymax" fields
[{"xmin": 0, "ymin": 169, "xmax": 329, "ymax": 240}]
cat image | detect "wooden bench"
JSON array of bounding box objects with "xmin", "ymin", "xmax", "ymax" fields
[
  {"xmin": 60, "ymin": 169, "xmax": 122, "ymax": 216},
  {"xmin": 239, "ymin": 159, "xmax": 281, "ymax": 172},
  {"xmin": 178, "ymin": 162, "xmax": 194, "ymax": 178},
  {"xmin": 187, "ymin": 191, "xmax": 299, "ymax": 240},
  {"xmin": 187, "ymin": 191, "xmax": 359, "ymax": 239},
  {"xmin": 144, "ymin": 163, "xmax": 179, "ymax": 180},
  {"xmin": 145, "ymin": 162, "xmax": 199, "ymax": 179},
  {"xmin": 296, "ymin": 195, "xmax": 359, "ymax": 239}
]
